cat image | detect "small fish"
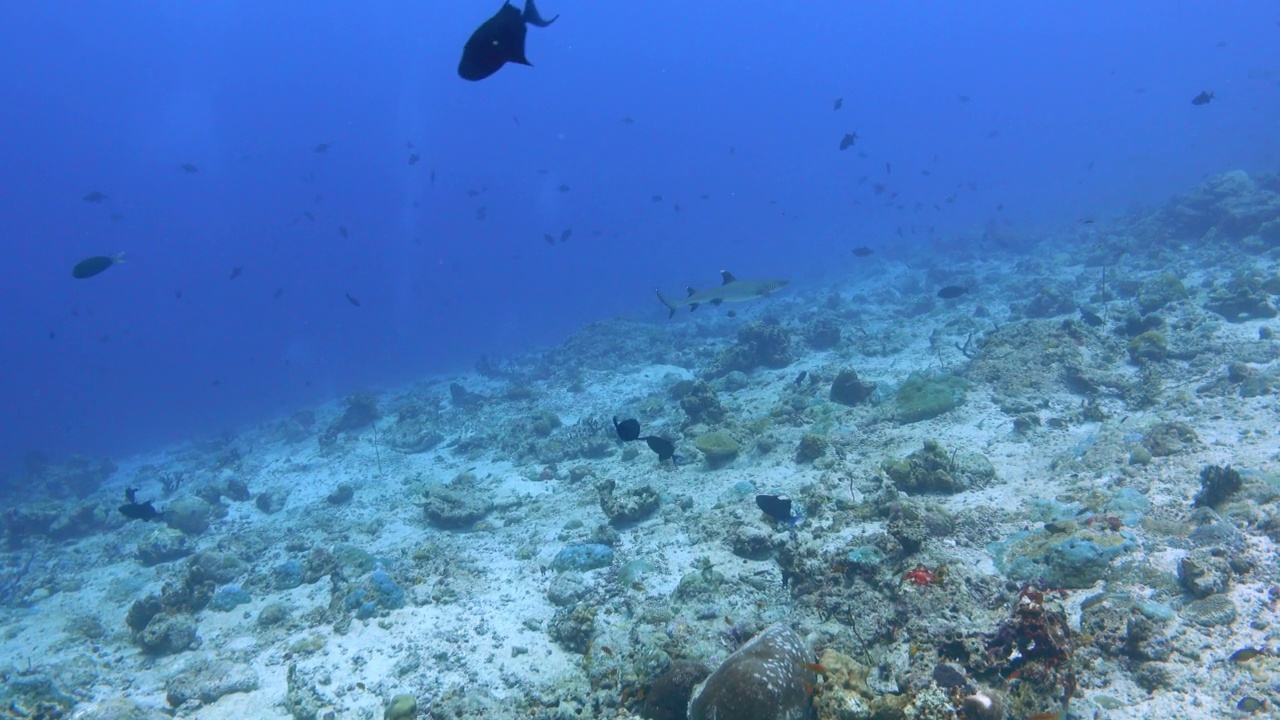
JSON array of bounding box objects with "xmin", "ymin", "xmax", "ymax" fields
[
  {"xmin": 794, "ymin": 371, "xmax": 807, "ymax": 386},
  {"xmin": 755, "ymin": 494, "xmax": 798, "ymax": 524},
  {"xmin": 1079, "ymin": 308, "xmax": 1103, "ymax": 327},
  {"xmin": 937, "ymin": 285, "xmax": 968, "ymax": 299},
  {"xmin": 839, "ymin": 132, "xmax": 858, "ymax": 150},
  {"xmin": 458, "ymin": 0, "xmax": 558, "ymax": 81},
  {"xmin": 173, "ymin": 289, "xmax": 183, "ymax": 299},
  {"xmin": 119, "ymin": 488, "xmax": 162, "ymax": 522},
  {"xmin": 430, "ymin": 170, "xmax": 436, "ymax": 185},
  {"xmin": 71, "ymin": 253, "xmax": 125, "ymax": 279},
  {"xmin": 345, "ymin": 293, "xmax": 361, "ymax": 307},
  {"xmin": 543, "ymin": 233, "xmax": 556, "ymax": 245},
  {"xmin": 957, "ymin": 94, "xmax": 971, "ymax": 103},
  {"xmin": 475, "ymin": 207, "xmax": 487, "ymax": 220},
  {"xmin": 338, "ymin": 226, "xmax": 349, "ymax": 239},
  {"xmin": 557, "ymin": 184, "xmax": 570, "ymax": 193},
  {"xmin": 1237, "ymin": 697, "xmax": 1264, "ymax": 713},
  {"xmin": 851, "ymin": 246, "xmax": 874, "ymax": 257},
  {"xmin": 408, "ymin": 153, "xmax": 420, "ymax": 165},
  {"xmin": 229, "ymin": 265, "xmax": 244, "ymax": 280},
  {"xmin": 304, "ymin": 210, "xmax": 315, "ymax": 221},
  {"xmin": 273, "ymin": 287, "xmax": 284, "ymax": 299},
  {"xmin": 559, "ymin": 228, "xmax": 572, "ymax": 242},
  {"xmin": 873, "ymin": 182, "xmax": 886, "ymax": 195},
  {"xmin": 833, "ymin": 98, "xmax": 842, "ymax": 110},
  {"xmin": 651, "ymin": 194, "xmax": 663, "ymax": 202},
  {"xmin": 642, "ymin": 436, "xmax": 675, "ymax": 462},
  {"xmin": 622, "ymin": 116, "xmax": 635, "ymax": 124},
  {"xmin": 48, "ymin": 331, "xmax": 55, "ymax": 340},
  {"xmin": 987, "ymin": 129, "xmax": 1000, "ymax": 138},
  {"xmin": 613, "ymin": 417, "xmax": 640, "ymax": 442},
  {"xmin": 180, "ymin": 163, "xmax": 199, "ymax": 174},
  {"xmin": 1229, "ymin": 648, "xmax": 1262, "ymax": 663},
  {"xmin": 82, "ymin": 191, "xmax": 107, "ymax": 203},
  {"xmin": 1191, "ymin": 91, "xmax": 1214, "ymax": 105},
  {"xmin": 885, "ymin": 162, "xmax": 891, "ymax": 175},
  {"xmin": 314, "ymin": 141, "xmax": 334, "ymax": 153}
]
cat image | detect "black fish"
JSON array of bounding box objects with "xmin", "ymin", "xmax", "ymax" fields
[
  {"xmin": 559, "ymin": 228, "xmax": 572, "ymax": 243},
  {"xmin": 833, "ymin": 98, "xmax": 842, "ymax": 111},
  {"xmin": 937, "ymin": 285, "xmax": 968, "ymax": 299},
  {"xmin": 851, "ymin": 246, "xmax": 874, "ymax": 257},
  {"xmin": 642, "ymin": 436, "xmax": 675, "ymax": 461},
  {"xmin": 755, "ymin": 494, "xmax": 796, "ymax": 524},
  {"xmin": 83, "ymin": 191, "xmax": 107, "ymax": 203},
  {"xmin": 544, "ymin": 233, "xmax": 556, "ymax": 245},
  {"xmin": 345, "ymin": 293, "xmax": 361, "ymax": 307},
  {"xmin": 180, "ymin": 163, "xmax": 199, "ymax": 173},
  {"xmin": 408, "ymin": 153, "xmax": 420, "ymax": 165},
  {"xmin": 72, "ymin": 254, "xmax": 123, "ymax": 279},
  {"xmin": 229, "ymin": 265, "xmax": 244, "ymax": 280},
  {"xmin": 1080, "ymin": 308, "xmax": 1104, "ymax": 327},
  {"xmin": 613, "ymin": 416, "xmax": 640, "ymax": 442},
  {"xmin": 119, "ymin": 489, "xmax": 162, "ymax": 522},
  {"xmin": 1191, "ymin": 91, "xmax": 1214, "ymax": 105},
  {"xmin": 839, "ymin": 132, "xmax": 858, "ymax": 150},
  {"xmin": 458, "ymin": 0, "xmax": 558, "ymax": 82},
  {"xmin": 314, "ymin": 141, "xmax": 334, "ymax": 153},
  {"xmin": 794, "ymin": 371, "xmax": 807, "ymax": 386}
]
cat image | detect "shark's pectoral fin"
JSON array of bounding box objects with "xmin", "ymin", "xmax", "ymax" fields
[
  {"xmin": 711, "ymin": 299, "xmax": 724, "ymax": 306},
  {"xmin": 689, "ymin": 303, "xmax": 699, "ymax": 312},
  {"xmin": 685, "ymin": 287, "xmax": 697, "ymax": 297}
]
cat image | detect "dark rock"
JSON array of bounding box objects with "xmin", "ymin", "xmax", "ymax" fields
[
  {"xmin": 829, "ymin": 369, "xmax": 875, "ymax": 406},
  {"xmin": 597, "ymin": 479, "xmax": 659, "ymax": 525},
  {"xmin": 643, "ymin": 660, "xmax": 711, "ymax": 720},
  {"xmin": 1194, "ymin": 465, "xmax": 1242, "ymax": 508}
]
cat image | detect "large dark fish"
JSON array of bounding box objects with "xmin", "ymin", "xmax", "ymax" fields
[
  {"xmin": 458, "ymin": 0, "xmax": 558, "ymax": 81},
  {"xmin": 642, "ymin": 436, "xmax": 675, "ymax": 462},
  {"xmin": 755, "ymin": 494, "xmax": 800, "ymax": 525},
  {"xmin": 937, "ymin": 285, "xmax": 969, "ymax": 299},
  {"xmin": 72, "ymin": 253, "xmax": 124, "ymax": 279},
  {"xmin": 1191, "ymin": 91, "xmax": 1214, "ymax": 105},
  {"xmin": 119, "ymin": 488, "xmax": 162, "ymax": 522},
  {"xmin": 613, "ymin": 416, "xmax": 641, "ymax": 442}
]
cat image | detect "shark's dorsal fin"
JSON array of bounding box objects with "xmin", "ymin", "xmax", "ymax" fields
[
  {"xmin": 685, "ymin": 287, "xmax": 697, "ymax": 297},
  {"xmin": 720, "ymin": 270, "xmax": 737, "ymax": 284}
]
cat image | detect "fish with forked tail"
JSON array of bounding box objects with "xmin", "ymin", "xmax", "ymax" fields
[{"xmin": 458, "ymin": 0, "xmax": 558, "ymax": 81}]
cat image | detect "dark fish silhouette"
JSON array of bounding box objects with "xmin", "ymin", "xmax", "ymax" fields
[
  {"xmin": 458, "ymin": 0, "xmax": 558, "ymax": 81},
  {"xmin": 642, "ymin": 436, "xmax": 675, "ymax": 461},
  {"xmin": 408, "ymin": 153, "xmax": 420, "ymax": 165},
  {"xmin": 557, "ymin": 184, "xmax": 570, "ymax": 192},
  {"xmin": 839, "ymin": 132, "xmax": 858, "ymax": 150},
  {"xmin": 180, "ymin": 163, "xmax": 199, "ymax": 173},
  {"xmin": 119, "ymin": 488, "xmax": 162, "ymax": 522},
  {"xmin": 82, "ymin": 191, "xmax": 107, "ymax": 203},
  {"xmin": 1191, "ymin": 91, "xmax": 1214, "ymax": 105},
  {"xmin": 937, "ymin": 285, "xmax": 968, "ymax": 299},
  {"xmin": 345, "ymin": 293, "xmax": 361, "ymax": 307},
  {"xmin": 229, "ymin": 265, "xmax": 244, "ymax": 280},
  {"xmin": 613, "ymin": 417, "xmax": 640, "ymax": 442},
  {"xmin": 544, "ymin": 233, "xmax": 556, "ymax": 245},
  {"xmin": 851, "ymin": 246, "xmax": 874, "ymax": 257},
  {"xmin": 338, "ymin": 226, "xmax": 349, "ymax": 239},
  {"xmin": 559, "ymin": 228, "xmax": 572, "ymax": 243},
  {"xmin": 1080, "ymin": 308, "xmax": 1104, "ymax": 327},
  {"xmin": 794, "ymin": 371, "xmax": 807, "ymax": 386},
  {"xmin": 314, "ymin": 141, "xmax": 334, "ymax": 153},
  {"xmin": 72, "ymin": 254, "xmax": 124, "ymax": 279},
  {"xmin": 273, "ymin": 287, "xmax": 284, "ymax": 299},
  {"xmin": 755, "ymin": 494, "xmax": 798, "ymax": 524},
  {"xmin": 833, "ymin": 98, "xmax": 842, "ymax": 111}
]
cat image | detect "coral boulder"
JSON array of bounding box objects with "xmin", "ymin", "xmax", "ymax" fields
[{"xmin": 688, "ymin": 625, "xmax": 814, "ymax": 720}]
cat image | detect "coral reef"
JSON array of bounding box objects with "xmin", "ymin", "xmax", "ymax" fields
[
  {"xmin": 895, "ymin": 373, "xmax": 968, "ymax": 423},
  {"xmin": 694, "ymin": 431, "xmax": 741, "ymax": 468}
]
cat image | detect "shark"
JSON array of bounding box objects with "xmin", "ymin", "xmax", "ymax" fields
[{"xmin": 656, "ymin": 270, "xmax": 789, "ymax": 318}]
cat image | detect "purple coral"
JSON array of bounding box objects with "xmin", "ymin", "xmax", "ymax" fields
[{"xmin": 687, "ymin": 624, "xmax": 815, "ymax": 720}]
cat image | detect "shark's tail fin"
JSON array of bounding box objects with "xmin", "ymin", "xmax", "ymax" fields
[{"xmin": 655, "ymin": 289, "xmax": 680, "ymax": 319}]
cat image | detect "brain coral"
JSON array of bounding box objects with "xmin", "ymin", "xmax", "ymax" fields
[{"xmin": 687, "ymin": 625, "xmax": 814, "ymax": 720}]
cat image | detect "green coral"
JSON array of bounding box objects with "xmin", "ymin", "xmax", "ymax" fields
[
  {"xmin": 894, "ymin": 373, "xmax": 968, "ymax": 423},
  {"xmin": 531, "ymin": 409, "xmax": 562, "ymax": 437},
  {"xmin": 795, "ymin": 433, "xmax": 828, "ymax": 463},
  {"xmin": 694, "ymin": 431, "xmax": 741, "ymax": 469},
  {"xmin": 1136, "ymin": 273, "xmax": 1188, "ymax": 314},
  {"xmin": 384, "ymin": 693, "xmax": 418, "ymax": 719}
]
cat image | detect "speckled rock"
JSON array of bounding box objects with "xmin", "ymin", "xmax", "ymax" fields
[
  {"xmin": 136, "ymin": 527, "xmax": 193, "ymax": 566},
  {"xmin": 547, "ymin": 572, "xmax": 588, "ymax": 607},
  {"xmin": 1178, "ymin": 549, "xmax": 1232, "ymax": 597},
  {"xmin": 164, "ymin": 657, "xmax": 259, "ymax": 707},
  {"xmin": 422, "ymin": 484, "xmax": 492, "ymax": 529},
  {"xmin": 596, "ymin": 478, "xmax": 659, "ymax": 524},
  {"xmin": 138, "ymin": 614, "xmax": 198, "ymax": 655},
  {"xmin": 687, "ymin": 625, "xmax": 815, "ymax": 720},
  {"xmin": 162, "ymin": 496, "xmax": 213, "ymax": 535}
]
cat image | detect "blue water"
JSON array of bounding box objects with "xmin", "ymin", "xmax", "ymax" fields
[{"xmin": 1, "ymin": 1, "xmax": 1276, "ymax": 475}]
